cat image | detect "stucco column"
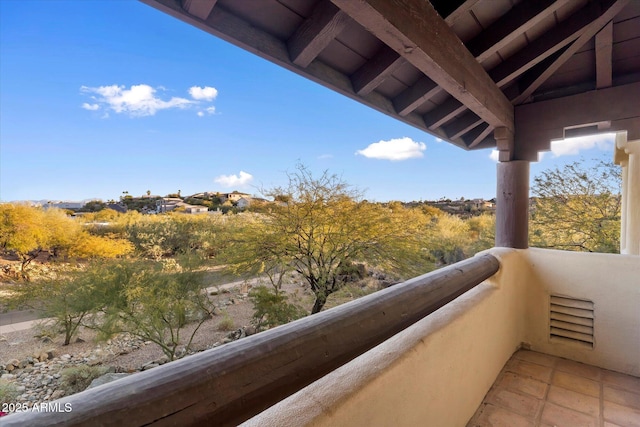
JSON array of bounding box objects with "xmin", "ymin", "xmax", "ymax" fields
[
  {"xmin": 496, "ymin": 160, "xmax": 530, "ymax": 249},
  {"xmin": 616, "ymin": 136, "xmax": 640, "ymax": 255}
]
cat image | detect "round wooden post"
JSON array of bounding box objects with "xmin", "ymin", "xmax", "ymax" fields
[{"xmin": 496, "ymin": 160, "xmax": 529, "ymax": 248}]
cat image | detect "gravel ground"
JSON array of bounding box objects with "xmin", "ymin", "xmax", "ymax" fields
[{"xmin": 0, "ymin": 289, "xmax": 256, "ymax": 371}]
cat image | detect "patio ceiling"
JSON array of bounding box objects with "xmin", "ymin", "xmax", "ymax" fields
[{"xmin": 142, "ymin": 0, "xmax": 640, "ymax": 160}]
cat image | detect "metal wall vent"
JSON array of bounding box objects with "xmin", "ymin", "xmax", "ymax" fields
[{"xmin": 550, "ymin": 295, "xmax": 594, "ymax": 348}]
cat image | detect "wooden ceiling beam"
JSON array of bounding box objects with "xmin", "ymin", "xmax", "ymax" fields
[
  {"xmin": 467, "ymin": 0, "xmax": 571, "ymax": 63},
  {"xmin": 595, "ymin": 21, "xmax": 614, "ymax": 89},
  {"xmin": 351, "ymin": 45, "xmax": 405, "ymax": 95},
  {"xmin": 393, "ymin": 76, "xmax": 439, "ymax": 116},
  {"xmin": 489, "ymin": 0, "xmax": 623, "ymax": 88},
  {"xmin": 332, "ymin": 0, "xmax": 513, "ymax": 131},
  {"xmin": 466, "ymin": 124, "xmax": 494, "ymax": 149},
  {"xmin": 141, "ymin": 0, "xmax": 449, "ymax": 140},
  {"xmin": 400, "ymin": 0, "xmax": 570, "ymax": 121},
  {"xmin": 443, "ymin": 111, "xmax": 483, "ymax": 140},
  {"xmin": 287, "ymin": 0, "xmax": 349, "ymax": 68},
  {"xmin": 424, "ymin": 97, "xmax": 466, "ymax": 130},
  {"xmin": 513, "ymin": 0, "xmax": 628, "ymax": 104},
  {"xmin": 181, "ymin": 0, "xmax": 217, "ymax": 20},
  {"xmin": 442, "ymin": 0, "xmax": 481, "ymax": 26}
]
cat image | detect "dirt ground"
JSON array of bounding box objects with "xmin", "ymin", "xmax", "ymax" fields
[{"xmin": 0, "ymin": 258, "xmax": 380, "ymax": 370}]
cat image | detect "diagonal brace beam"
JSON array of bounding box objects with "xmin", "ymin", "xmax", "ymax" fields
[{"xmin": 331, "ymin": 0, "xmax": 513, "ymax": 132}]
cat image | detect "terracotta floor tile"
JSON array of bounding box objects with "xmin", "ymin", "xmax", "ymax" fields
[
  {"xmin": 603, "ymin": 401, "xmax": 640, "ymax": 427},
  {"xmin": 474, "ymin": 352, "xmax": 640, "ymax": 427},
  {"xmin": 555, "ymin": 358, "xmax": 603, "ymax": 381},
  {"xmin": 541, "ymin": 402, "xmax": 598, "ymax": 427},
  {"xmin": 486, "ymin": 388, "xmax": 542, "ymax": 418},
  {"xmin": 547, "ymin": 385, "xmax": 600, "ymax": 417},
  {"xmin": 470, "ymin": 404, "xmax": 534, "ymax": 427},
  {"xmin": 506, "ymin": 359, "xmax": 554, "ymax": 383},
  {"xmin": 604, "ymin": 385, "xmax": 640, "ymax": 410},
  {"xmin": 552, "ymin": 371, "xmax": 600, "ymax": 398},
  {"xmin": 498, "ymin": 372, "xmax": 548, "ymax": 399},
  {"xmin": 514, "ymin": 350, "xmax": 558, "ymax": 368},
  {"xmin": 602, "ymin": 370, "xmax": 640, "ymax": 395}
]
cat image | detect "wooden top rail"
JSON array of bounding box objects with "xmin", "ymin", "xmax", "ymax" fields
[{"xmin": 4, "ymin": 254, "xmax": 499, "ymax": 427}]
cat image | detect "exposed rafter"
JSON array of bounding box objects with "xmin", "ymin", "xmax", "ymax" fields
[
  {"xmin": 181, "ymin": 0, "xmax": 216, "ymax": 20},
  {"xmin": 144, "ymin": 0, "xmax": 640, "ymax": 156},
  {"xmin": 393, "ymin": 76, "xmax": 439, "ymax": 116},
  {"xmin": 467, "ymin": 0, "xmax": 571, "ymax": 63},
  {"xmin": 443, "ymin": 111, "xmax": 483, "ymax": 140},
  {"xmin": 441, "ymin": 0, "xmax": 481, "ymax": 26},
  {"xmin": 351, "ymin": 46, "xmax": 405, "ymax": 95},
  {"xmin": 424, "ymin": 98, "xmax": 465, "ymax": 131},
  {"xmin": 489, "ymin": 0, "xmax": 623, "ymax": 88},
  {"xmin": 513, "ymin": 0, "xmax": 628, "ymax": 104},
  {"xmin": 331, "ymin": 0, "xmax": 513, "ymax": 132},
  {"xmin": 287, "ymin": 1, "xmax": 349, "ymax": 67},
  {"xmin": 595, "ymin": 21, "xmax": 614, "ymax": 89},
  {"xmin": 466, "ymin": 124, "xmax": 494, "ymax": 149}
]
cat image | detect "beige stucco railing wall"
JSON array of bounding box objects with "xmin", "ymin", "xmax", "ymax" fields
[
  {"xmin": 517, "ymin": 247, "xmax": 640, "ymax": 376},
  {"xmin": 244, "ymin": 249, "xmax": 530, "ymax": 427},
  {"xmin": 245, "ymin": 248, "xmax": 640, "ymax": 426}
]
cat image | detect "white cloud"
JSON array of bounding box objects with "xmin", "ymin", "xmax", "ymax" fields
[
  {"xmin": 197, "ymin": 106, "xmax": 216, "ymax": 117},
  {"xmin": 550, "ymin": 133, "xmax": 615, "ymax": 157},
  {"xmin": 80, "ymin": 84, "xmax": 195, "ymax": 117},
  {"xmin": 82, "ymin": 103, "xmax": 100, "ymax": 111},
  {"xmin": 318, "ymin": 154, "xmax": 333, "ymax": 160},
  {"xmin": 434, "ymin": 137, "xmax": 443, "ymax": 143},
  {"xmin": 214, "ymin": 171, "xmax": 253, "ymax": 187},
  {"xmin": 489, "ymin": 150, "xmax": 500, "ymax": 162},
  {"xmin": 189, "ymin": 86, "xmax": 218, "ymax": 101},
  {"xmin": 355, "ymin": 137, "xmax": 426, "ymax": 161}
]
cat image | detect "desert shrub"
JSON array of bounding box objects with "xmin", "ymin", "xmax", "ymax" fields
[
  {"xmin": 8, "ymin": 271, "xmax": 104, "ymax": 345},
  {"xmin": 216, "ymin": 313, "xmax": 235, "ymax": 332},
  {"xmin": 93, "ymin": 257, "xmax": 216, "ymax": 361},
  {"xmin": 249, "ymin": 286, "xmax": 306, "ymax": 331},
  {"xmin": 59, "ymin": 365, "xmax": 110, "ymax": 395},
  {"xmin": 0, "ymin": 380, "xmax": 19, "ymax": 405}
]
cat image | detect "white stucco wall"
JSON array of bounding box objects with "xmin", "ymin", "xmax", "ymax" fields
[{"xmin": 517, "ymin": 248, "xmax": 640, "ymax": 375}]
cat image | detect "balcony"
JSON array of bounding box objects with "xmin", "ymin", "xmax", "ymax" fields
[
  {"xmin": 4, "ymin": 247, "xmax": 638, "ymax": 426},
  {"xmin": 245, "ymin": 248, "xmax": 639, "ymax": 426}
]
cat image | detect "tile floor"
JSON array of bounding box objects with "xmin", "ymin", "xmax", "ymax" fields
[{"xmin": 467, "ymin": 350, "xmax": 640, "ymax": 427}]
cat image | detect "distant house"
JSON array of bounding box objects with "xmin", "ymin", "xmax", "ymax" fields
[
  {"xmin": 185, "ymin": 205, "xmax": 209, "ymax": 214},
  {"xmin": 236, "ymin": 197, "xmax": 251, "ymax": 209},
  {"xmin": 156, "ymin": 198, "xmax": 184, "ymax": 213},
  {"xmin": 47, "ymin": 201, "xmax": 85, "ymax": 210},
  {"xmin": 156, "ymin": 198, "xmax": 211, "ymax": 214},
  {"xmin": 221, "ymin": 191, "xmax": 251, "ymax": 203}
]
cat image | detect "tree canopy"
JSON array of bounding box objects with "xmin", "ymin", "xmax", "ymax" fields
[
  {"xmin": 530, "ymin": 159, "xmax": 621, "ymax": 253},
  {"xmin": 0, "ymin": 204, "xmax": 132, "ymax": 276},
  {"xmin": 223, "ymin": 166, "xmax": 432, "ymax": 313}
]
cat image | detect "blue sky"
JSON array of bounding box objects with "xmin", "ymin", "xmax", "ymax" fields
[{"xmin": 0, "ymin": 0, "xmax": 616, "ymax": 203}]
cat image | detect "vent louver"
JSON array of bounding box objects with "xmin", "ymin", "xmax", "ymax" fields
[{"xmin": 550, "ymin": 295, "xmax": 594, "ymax": 348}]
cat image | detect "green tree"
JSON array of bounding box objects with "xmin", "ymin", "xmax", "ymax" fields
[
  {"xmin": 224, "ymin": 165, "xmax": 430, "ymax": 314},
  {"xmin": 92, "ymin": 257, "xmax": 216, "ymax": 360},
  {"xmin": 530, "ymin": 159, "xmax": 621, "ymax": 252},
  {"xmin": 248, "ymin": 286, "xmax": 306, "ymax": 331},
  {"xmin": 0, "ymin": 204, "xmax": 132, "ymax": 278},
  {"xmin": 0, "ymin": 204, "xmax": 48, "ymax": 273},
  {"xmin": 9, "ymin": 269, "xmax": 101, "ymax": 345},
  {"xmin": 425, "ymin": 214, "xmax": 471, "ymax": 265}
]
